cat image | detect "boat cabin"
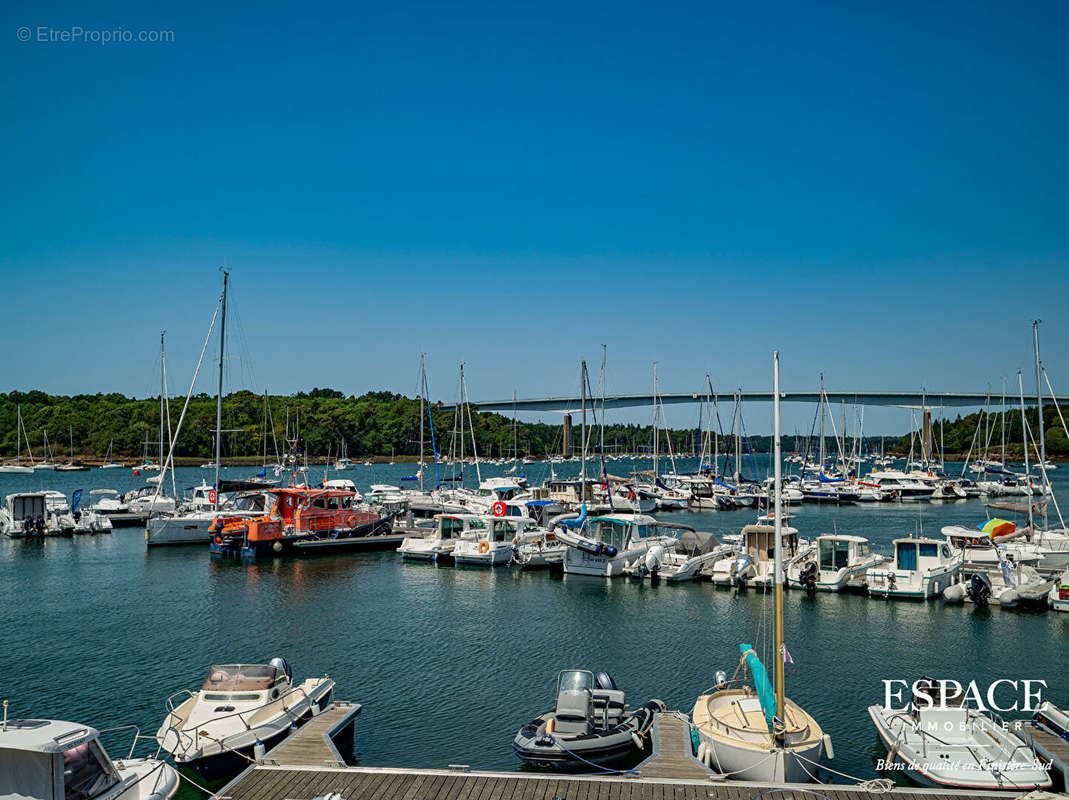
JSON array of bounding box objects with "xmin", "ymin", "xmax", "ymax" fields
[
  {"xmin": 817, "ymin": 534, "xmax": 871, "ymax": 572},
  {"xmin": 476, "ymin": 478, "xmax": 525, "ymax": 502},
  {"xmin": 433, "ymin": 513, "xmax": 486, "ymax": 541},
  {"xmin": 269, "ymin": 488, "xmax": 364, "ymax": 532},
  {"xmin": 585, "ymin": 514, "xmax": 668, "ymax": 551},
  {"xmin": 739, "ymin": 523, "xmax": 801, "ymax": 561},
  {"xmin": 891, "ymin": 537, "xmax": 955, "ymax": 572},
  {"xmin": 0, "ymin": 718, "xmax": 123, "ymax": 800},
  {"xmin": 5, "ymin": 492, "xmax": 46, "ymax": 521}
]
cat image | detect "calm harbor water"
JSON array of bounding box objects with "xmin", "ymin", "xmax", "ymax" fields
[{"xmin": 2, "ymin": 458, "xmax": 1066, "ymax": 797}]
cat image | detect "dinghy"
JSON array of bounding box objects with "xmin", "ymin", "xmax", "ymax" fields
[
  {"xmin": 513, "ymin": 669, "xmax": 664, "ymax": 770},
  {"xmin": 156, "ymin": 658, "xmax": 333, "ymax": 778}
]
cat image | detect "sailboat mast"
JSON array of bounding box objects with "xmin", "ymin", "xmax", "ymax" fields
[
  {"xmin": 161, "ymin": 332, "xmax": 177, "ymax": 500},
  {"xmin": 215, "ymin": 270, "xmax": 228, "ymax": 509},
  {"xmin": 159, "ymin": 332, "xmax": 165, "ymax": 465},
  {"xmin": 419, "ymin": 355, "xmax": 425, "ymax": 492},
  {"xmin": 1000, "ymin": 378, "xmax": 1007, "ymax": 464},
  {"xmin": 773, "ymin": 351, "xmax": 785, "ymax": 721},
  {"xmin": 580, "ymin": 360, "xmax": 587, "ymax": 503},
  {"xmin": 818, "ymin": 375, "xmax": 825, "ymax": 472},
  {"xmin": 1034, "ymin": 320, "xmax": 1047, "ymax": 475},
  {"xmin": 652, "ymin": 364, "xmax": 659, "ymax": 481},
  {"xmin": 1018, "ymin": 371, "xmax": 1033, "ymax": 531}
]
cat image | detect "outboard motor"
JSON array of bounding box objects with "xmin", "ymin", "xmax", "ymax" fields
[
  {"xmin": 967, "ymin": 572, "xmax": 992, "ymax": 606},
  {"xmin": 644, "ymin": 545, "xmax": 665, "ymax": 576},
  {"xmin": 799, "ymin": 560, "xmax": 819, "ymax": 591},
  {"xmin": 731, "ymin": 554, "xmax": 754, "ymax": 588},
  {"xmin": 269, "ymin": 656, "xmax": 293, "ymax": 681}
]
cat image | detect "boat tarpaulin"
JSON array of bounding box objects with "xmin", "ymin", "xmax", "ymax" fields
[
  {"xmin": 218, "ymin": 479, "xmax": 273, "ymax": 494},
  {"xmin": 715, "ymin": 478, "xmax": 737, "ymax": 491},
  {"xmin": 739, "ymin": 643, "xmax": 776, "ymax": 731},
  {"xmin": 980, "ymin": 518, "xmax": 1016, "ymax": 537},
  {"xmin": 817, "ymin": 472, "xmax": 843, "ymax": 483}
]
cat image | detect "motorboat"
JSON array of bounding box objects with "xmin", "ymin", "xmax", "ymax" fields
[
  {"xmin": 707, "ymin": 523, "xmax": 805, "ymax": 589},
  {"xmin": 865, "ymin": 537, "xmax": 962, "ymax": 599},
  {"xmin": 397, "ymin": 513, "xmax": 483, "ymax": 562},
  {"xmin": 2, "ymin": 493, "xmax": 51, "ymax": 537},
  {"xmin": 555, "ymin": 513, "xmax": 680, "ymax": 577},
  {"xmin": 786, "ymin": 534, "xmax": 885, "ymax": 592},
  {"xmin": 858, "ymin": 470, "xmax": 932, "ymax": 499},
  {"xmin": 1050, "ymin": 568, "xmax": 1069, "ymax": 611},
  {"xmin": 940, "ymin": 523, "xmax": 1043, "ymax": 567},
  {"xmin": 452, "ymin": 514, "xmax": 536, "ymax": 566},
  {"xmin": 943, "ymin": 562, "xmax": 1056, "ymax": 608},
  {"xmin": 930, "ymin": 481, "xmax": 967, "ymax": 500},
  {"xmin": 156, "ymin": 658, "xmax": 335, "ymax": 778},
  {"xmin": 624, "ymin": 528, "xmax": 735, "ymax": 582},
  {"xmin": 0, "ymin": 714, "xmax": 178, "ymax": 799},
  {"xmin": 147, "ymin": 484, "xmax": 273, "ymax": 547},
  {"xmin": 512, "ymin": 669, "xmax": 664, "ymax": 770},
  {"xmin": 867, "ymin": 680, "xmax": 1051, "ymax": 790},
  {"xmin": 210, "ymin": 487, "xmax": 393, "ymax": 557},
  {"xmin": 123, "ymin": 487, "xmax": 176, "ymax": 517}
]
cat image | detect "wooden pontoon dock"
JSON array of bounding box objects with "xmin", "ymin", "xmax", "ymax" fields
[{"xmin": 215, "ymin": 707, "xmax": 1054, "ymax": 800}]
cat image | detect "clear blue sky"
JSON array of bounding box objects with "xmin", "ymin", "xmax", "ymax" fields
[{"xmin": 2, "ymin": 0, "xmax": 1067, "ymax": 432}]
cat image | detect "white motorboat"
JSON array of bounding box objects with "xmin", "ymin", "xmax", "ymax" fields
[
  {"xmin": 858, "ymin": 470, "xmax": 932, "ymax": 499},
  {"xmin": 940, "ymin": 524, "xmax": 1043, "ymax": 567},
  {"xmin": 865, "ymin": 537, "xmax": 961, "ymax": 599},
  {"xmin": 625, "ymin": 528, "xmax": 735, "ymax": 582},
  {"xmin": 452, "ymin": 514, "xmax": 533, "ymax": 566},
  {"xmin": 556, "ymin": 513, "xmax": 679, "ymax": 577},
  {"xmin": 123, "ymin": 486, "xmax": 176, "ymax": 517},
  {"xmin": 0, "ymin": 715, "xmax": 178, "ymax": 799},
  {"xmin": 707, "ymin": 523, "xmax": 805, "ymax": 589},
  {"xmin": 1049, "ymin": 568, "xmax": 1069, "ymax": 611},
  {"xmin": 156, "ymin": 658, "xmax": 335, "ymax": 778},
  {"xmin": 2, "ymin": 492, "xmax": 60, "ymax": 538},
  {"xmin": 691, "ymin": 352, "xmax": 831, "ymax": 784},
  {"xmin": 513, "ymin": 523, "xmax": 568, "ymax": 570},
  {"xmin": 868, "ymin": 681, "xmax": 1051, "ymax": 790},
  {"xmin": 943, "ymin": 562, "xmax": 1055, "ymax": 608},
  {"xmin": 786, "ymin": 534, "xmax": 885, "ymax": 592},
  {"xmin": 146, "ymin": 489, "xmax": 273, "ymax": 546},
  {"xmin": 398, "ymin": 512, "xmax": 481, "ymax": 561}
]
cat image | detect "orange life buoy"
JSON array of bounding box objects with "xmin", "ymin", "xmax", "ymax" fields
[
  {"xmin": 478, "ymin": 541, "xmax": 490, "ymax": 554},
  {"xmin": 492, "ymin": 501, "xmax": 507, "ymax": 517},
  {"xmin": 345, "ymin": 514, "xmax": 357, "ymax": 528},
  {"xmin": 213, "ymin": 535, "xmax": 222, "ymax": 545}
]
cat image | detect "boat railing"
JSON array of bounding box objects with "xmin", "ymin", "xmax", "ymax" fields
[
  {"xmin": 161, "ymin": 681, "xmax": 324, "ymax": 754},
  {"xmin": 98, "ymin": 723, "xmax": 165, "ymax": 760}
]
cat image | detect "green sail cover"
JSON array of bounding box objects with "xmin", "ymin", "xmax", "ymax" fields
[{"xmin": 739, "ymin": 643, "xmax": 776, "ymax": 730}]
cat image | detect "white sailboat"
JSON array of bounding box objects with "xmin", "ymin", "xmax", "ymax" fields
[
  {"xmin": 0, "ymin": 404, "xmax": 35, "ymax": 473},
  {"xmin": 691, "ymin": 352, "xmax": 831, "ymax": 783}
]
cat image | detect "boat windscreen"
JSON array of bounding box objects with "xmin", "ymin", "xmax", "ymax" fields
[
  {"xmin": 557, "ymin": 670, "xmax": 594, "ymax": 694},
  {"xmin": 202, "ymin": 664, "xmax": 278, "ymax": 691}
]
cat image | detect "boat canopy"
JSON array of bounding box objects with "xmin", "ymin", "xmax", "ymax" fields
[
  {"xmin": 739, "ymin": 644, "xmax": 776, "ymax": 731},
  {"xmin": 201, "ymin": 664, "xmax": 280, "ymax": 692}
]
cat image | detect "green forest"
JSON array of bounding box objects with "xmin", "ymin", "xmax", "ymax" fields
[{"xmin": 1, "ymin": 390, "xmax": 1066, "ymax": 463}]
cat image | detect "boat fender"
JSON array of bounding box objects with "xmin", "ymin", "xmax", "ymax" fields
[
  {"xmin": 310, "ymin": 701, "xmax": 321, "ymax": 716},
  {"xmin": 822, "ymin": 734, "xmax": 834, "ymax": 760},
  {"xmin": 690, "ymin": 729, "xmax": 701, "ymax": 755},
  {"xmin": 703, "ymin": 743, "xmax": 714, "ymax": 768},
  {"xmin": 696, "ymin": 741, "xmax": 707, "ymax": 762},
  {"xmin": 253, "ymin": 740, "xmax": 266, "ymax": 761},
  {"xmin": 631, "ymin": 731, "xmax": 643, "ymax": 749},
  {"xmin": 273, "ymin": 540, "xmax": 283, "ymax": 553},
  {"xmin": 545, "ymin": 718, "xmax": 555, "ymax": 734},
  {"xmin": 604, "ymin": 545, "xmax": 618, "ymax": 558}
]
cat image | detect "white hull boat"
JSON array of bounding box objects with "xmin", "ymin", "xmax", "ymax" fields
[
  {"xmin": 156, "ymin": 658, "xmax": 335, "ymax": 778},
  {"xmin": 866, "ymin": 537, "xmax": 961, "ymax": 599},
  {"xmin": 787, "ymin": 534, "xmax": 886, "ymax": 592}
]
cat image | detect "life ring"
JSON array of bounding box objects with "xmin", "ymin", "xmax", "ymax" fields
[
  {"xmin": 208, "ymin": 489, "xmax": 217, "ymax": 504},
  {"xmin": 478, "ymin": 541, "xmax": 490, "ymax": 554},
  {"xmin": 213, "ymin": 535, "xmax": 223, "ymax": 546},
  {"xmin": 491, "ymin": 501, "xmax": 507, "ymax": 517},
  {"xmin": 627, "ymin": 490, "xmax": 636, "ymax": 500},
  {"xmin": 345, "ymin": 514, "xmax": 357, "ymax": 528}
]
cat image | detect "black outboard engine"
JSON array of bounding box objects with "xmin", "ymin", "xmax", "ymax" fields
[
  {"xmin": 595, "ymin": 672, "xmax": 617, "ymax": 691},
  {"xmin": 799, "ymin": 560, "xmax": 819, "ymax": 591},
  {"xmin": 967, "ymin": 573, "xmax": 992, "ymax": 606}
]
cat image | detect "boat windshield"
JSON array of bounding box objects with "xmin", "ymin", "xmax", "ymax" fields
[
  {"xmin": 557, "ymin": 670, "xmax": 594, "ymax": 694},
  {"xmin": 62, "ymin": 739, "xmax": 118, "ymax": 799},
  {"xmin": 202, "ymin": 664, "xmax": 278, "ymax": 691}
]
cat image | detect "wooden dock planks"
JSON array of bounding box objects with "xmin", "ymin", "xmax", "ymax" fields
[
  {"xmin": 261, "ymin": 702, "xmax": 361, "ymax": 768},
  {"xmin": 636, "ymin": 713, "xmax": 713, "ymax": 781},
  {"xmin": 218, "ymin": 766, "xmax": 1027, "ymax": 800}
]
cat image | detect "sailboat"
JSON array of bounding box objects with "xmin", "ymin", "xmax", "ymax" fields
[
  {"xmin": 33, "ymin": 429, "xmax": 58, "ymax": 470},
  {"xmin": 0, "ymin": 405, "xmax": 35, "ymax": 473},
  {"xmin": 100, "ymin": 438, "xmax": 123, "ymax": 468},
  {"xmin": 691, "ymin": 352, "xmax": 831, "ymax": 783},
  {"xmin": 56, "ymin": 424, "xmax": 90, "ymax": 471}
]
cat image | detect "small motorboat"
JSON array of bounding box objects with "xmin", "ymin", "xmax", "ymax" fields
[
  {"xmin": 513, "ymin": 669, "xmax": 664, "ymax": 770},
  {"xmin": 156, "ymin": 657, "xmax": 334, "ymax": 778},
  {"xmin": 624, "ymin": 529, "xmax": 735, "ymax": 582},
  {"xmin": 867, "ymin": 679, "xmax": 1052, "ymax": 790},
  {"xmin": 0, "ymin": 714, "xmax": 178, "ymax": 799}
]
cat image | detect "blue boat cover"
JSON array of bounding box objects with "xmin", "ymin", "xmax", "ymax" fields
[
  {"xmin": 715, "ymin": 478, "xmax": 737, "ymax": 491},
  {"xmin": 818, "ymin": 472, "xmax": 843, "ymax": 483},
  {"xmin": 525, "ymin": 500, "xmax": 557, "ymax": 507},
  {"xmin": 739, "ymin": 643, "xmax": 776, "ymax": 731}
]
